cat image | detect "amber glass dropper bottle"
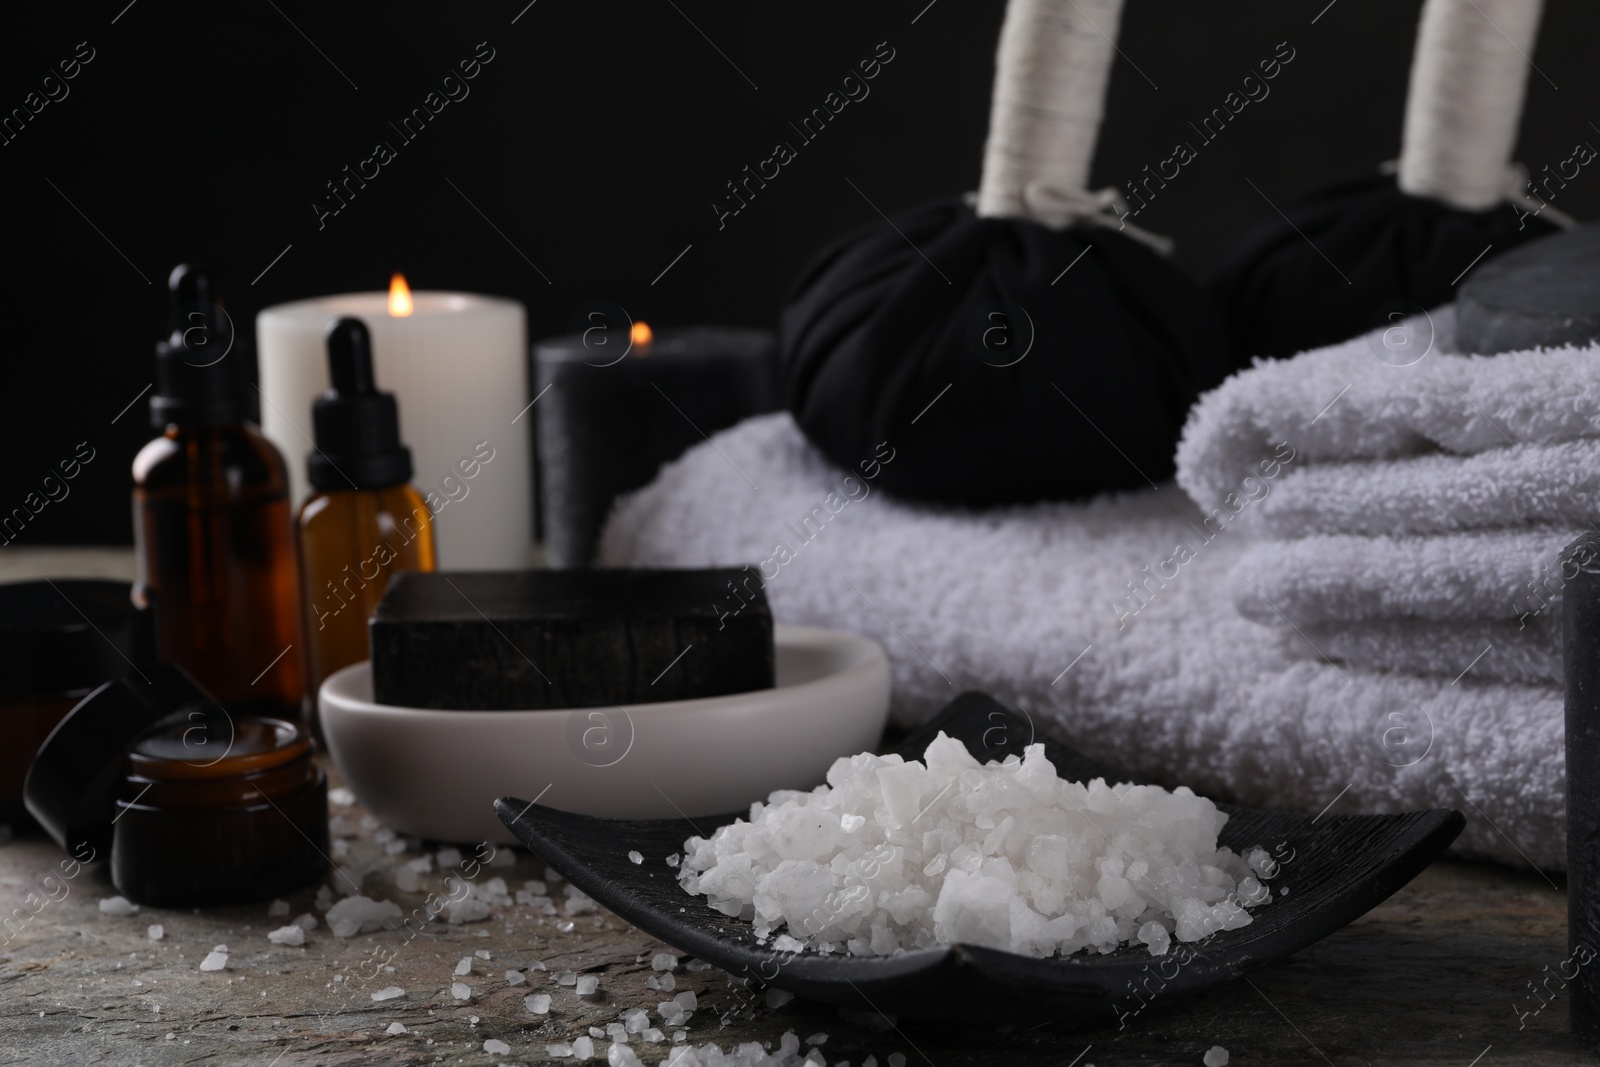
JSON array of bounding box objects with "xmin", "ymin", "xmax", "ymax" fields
[
  {"xmin": 297, "ymin": 317, "xmax": 436, "ymax": 723},
  {"xmin": 132, "ymin": 265, "xmax": 304, "ymax": 719}
]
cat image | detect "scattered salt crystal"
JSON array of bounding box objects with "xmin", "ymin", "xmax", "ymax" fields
[
  {"xmin": 658, "ymin": 972, "xmax": 676, "ymax": 992},
  {"xmin": 558, "ymin": 971, "xmax": 578, "ymax": 986},
  {"xmin": 674, "ymin": 991, "xmax": 697, "ymax": 1011},
  {"xmin": 315, "ymin": 885, "xmax": 335, "ymax": 911},
  {"xmin": 99, "ymin": 896, "xmax": 139, "ymax": 916},
  {"xmin": 644, "ymin": 1028, "xmax": 665, "ymax": 1043},
  {"xmin": 628, "ymin": 850, "xmax": 644, "ymax": 865},
  {"xmin": 386, "ymin": 1021, "xmax": 407, "ymax": 1035},
  {"xmin": 590, "ymin": 1026, "xmax": 606, "ymax": 1038},
  {"xmin": 664, "ymin": 1010, "xmax": 690, "ymax": 1027},
  {"xmin": 651, "ymin": 952, "xmax": 679, "ymax": 972},
  {"xmin": 452, "ymin": 982, "xmax": 471, "ymax": 1000},
  {"xmin": 576, "ymin": 975, "xmax": 599, "ymax": 995},
  {"xmin": 484, "ymin": 1038, "xmax": 510, "ymax": 1055},
  {"xmin": 455, "ymin": 957, "xmax": 473, "ymax": 976},
  {"xmin": 1280, "ymin": 886, "xmax": 1290, "ymax": 896},
  {"xmin": 267, "ymin": 925, "xmax": 306, "ymax": 946},
  {"xmin": 267, "ymin": 899, "xmax": 290, "ymax": 918},
  {"xmin": 1204, "ymin": 1047, "xmax": 1229, "ymax": 1067},
  {"xmin": 606, "ymin": 1023, "xmax": 627, "ymax": 1039},
  {"xmin": 328, "ymin": 786, "xmax": 356, "ymax": 806},
  {"xmin": 525, "ymin": 993, "xmax": 552, "ymax": 1014},
  {"xmin": 147, "ymin": 924, "xmax": 164, "ymax": 941},
  {"xmin": 608, "ymin": 1042, "xmax": 643, "ymax": 1066},
  {"xmin": 888, "ymin": 1053, "xmax": 907, "ymax": 1067},
  {"xmin": 529, "ymin": 959, "xmax": 548, "ymax": 971},
  {"xmin": 326, "ymin": 895, "xmax": 401, "ymax": 937},
  {"xmin": 624, "ymin": 1008, "xmax": 650, "ymax": 1033},
  {"xmin": 199, "ymin": 950, "xmax": 227, "ymax": 972},
  {"xmin": 806, "ymin": 1032, "xmax": 828, "ymax": 1045},
  {"xmin": 679, "ymin": 732, "xmax": 1269, "ymax": 958},
  {"xmin": 573, "ymin": 1035, "xmax": 595, "ymax": 1059},
  {"xmin": 506, "ymin": 970, "xmax": 526, "ymax": 986},
  {"xmin": 476, "ymin": 949, "xmax": 492, "ymax": 959},
  {"xmin": 547, "ymin": 1043, "xmax": 574, "ymax": 1057},
  {"xmin": 766, "ymin": 988, "xmax": 794, "ymax": 1008},
  {"xmin": 371, "ymin": 987, "xmax": 404, "ymax": 1001},
  {"xmin": 666, "ymin": 854, "xmax": 680, "ymax": 868},
  {"xmin": 646, "ymin": 976, "xmax": 660, "ymax": 990},
  {"xmin": 294, "ymin": 913, "xmax": 317, "ymax": 932},
  {"xmin": 685, "ymin": 960, "xmax": 712, "ymax": 971},
  {"xmin": 436, "ymin": 846, "xmax": 462, "ymax": 868}
]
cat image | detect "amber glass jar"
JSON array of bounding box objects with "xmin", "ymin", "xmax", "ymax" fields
[{"xmin": 111, "ymin": 708, "xmax": 327, "ymax": 907}]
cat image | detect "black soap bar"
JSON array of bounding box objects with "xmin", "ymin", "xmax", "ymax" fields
[
  {"xmin": 369, "ymin": 568, "xmax": 773, "ymax": 710},
  {"xmin": 1458, "ymin": 225, "xmax": 1600, "ymax": 354}
]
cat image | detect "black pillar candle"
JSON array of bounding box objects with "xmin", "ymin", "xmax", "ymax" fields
[
  {"xmin": 532, "ymin": 326, "xmax": 777, "ymax": 568},
  {"xmin": 1564, "ymin": 531, "xmax": 1600, "ymax": 1045}
]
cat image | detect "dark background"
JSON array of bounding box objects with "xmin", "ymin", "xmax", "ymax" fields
[{"xmin": 4, "ymin": 0, "xmax": 1596, "ymax": 544}]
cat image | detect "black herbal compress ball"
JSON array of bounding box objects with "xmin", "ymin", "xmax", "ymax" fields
[
  {"xmin": 779, "ymin": 198, "xmax": 1235, "ymax": 506},
  {"xmin": 1204, "ymin": 173, "xmax": 1561, "ymax": 363}
]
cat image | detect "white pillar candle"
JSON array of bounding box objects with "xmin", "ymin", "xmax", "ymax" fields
[{"xmin": 256, "ymin": 286, "xmax": 533, "ymax": 570}]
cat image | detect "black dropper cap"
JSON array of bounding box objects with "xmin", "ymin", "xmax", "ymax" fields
[
  {"xmin": 150, "ymin": 264, "xmax": 249, "ymax": 428},
  {"xmin": 308, "ymin": 318, "xmax": 413, "ymax": 491}
]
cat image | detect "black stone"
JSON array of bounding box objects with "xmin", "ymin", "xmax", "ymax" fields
[
  {"xmin": 1458, "ymin": 225, "xmax": 1600, "ymax": 354},
  {"xmin": 1563, "ymin": 531, "xmax": 1600, "ymax": 1047},
  {"xmin": 369, "ymin": 568, "xmax": 774, "ymax": 710}
]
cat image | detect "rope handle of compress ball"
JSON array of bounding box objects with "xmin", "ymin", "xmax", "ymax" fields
[
  {"xmin": 976, "ymin": 0, "xmax": 1132, "ymax": 231},
  {"xmin": 1399, "ymin": 0, "xmax": 1547, "ymax": 211}
]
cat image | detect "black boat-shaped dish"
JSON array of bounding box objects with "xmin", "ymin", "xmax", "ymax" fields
[{"xmin": 497, "ymin": 692, "xmax": 1463, "ymax": 1024}]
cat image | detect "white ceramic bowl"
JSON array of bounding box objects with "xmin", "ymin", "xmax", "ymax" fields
[{"xmin": 319, "ymin": 624, "xmax": 890, "ymax": 844}]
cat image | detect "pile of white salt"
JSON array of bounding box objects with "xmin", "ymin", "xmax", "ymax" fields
[{"xmin": 679, "ymin": 733, "xmax": 1274, "ymax": 958}]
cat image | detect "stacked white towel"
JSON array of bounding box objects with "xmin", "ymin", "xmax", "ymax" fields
[{"xmin": 1175, "ymin": 307, "xmax": 1600, "ymax": 685}]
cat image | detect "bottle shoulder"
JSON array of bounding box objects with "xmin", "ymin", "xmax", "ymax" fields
[{"xmin": 133, "ymin": 424, "xmax": 290, "ymax": 495}]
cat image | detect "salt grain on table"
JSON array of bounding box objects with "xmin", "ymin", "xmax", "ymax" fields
[
  {"xmin": 371, "ymin": 987, "xmax": 404, "ymax": 1001},
  {"xmin": 576, "ymin": 975, "xmax": 599, "ymax": 995},
  {"xmin": 505, "ymin": 969, "xmax": 526, "ymax": 985},
  {"xmin": 98, "ymin": 896, "xmax": 139, "ymax": 916},
  {"xmin": 525, "ymin": 993, "xmax": 552, "ymax": 1014},
  {"xmin": 628, "ymin": 850, "xmax": 643, "ymax": 864},
  {"xmin": 609, "ymin": 1043, "xmax": 644, "ymax": 1066},
  {"xmin": 146, "ymin": 924, "xmax": 163, "ymax": 941},
  {"xmin": 293, "ymin": 913, "xmax": 317, "ymax": 932},
  {"xmin": 484, "ymin": 1037, "xmax": 510, "ymax": 1055},
  {"xmin": 325, "ymin": 895, "xmax": 402, "ymax": 937},
  {"xmin": 455, "ymin": 956, "xmax": 473, "ymax": 976},
  {"xmin": 651, "ymin": 952, "xmax": 679, "ymax": 971},
  {"xmin": 267, "ymin": 899, "xmax": 289, "ymax": 917},
  {"xmin": 766, "ymin": 988, "xmax": 793, "ymax": 1009},
  {"xmin": 385, "ymin": 1021, "xmax": 407, "ymax": 1035},
  {"xmin": 199, "ymin": 949, "xmax": 227, "ymax": 972},
  {"xmin": 266, "ymin": 924, "xmax": 305, "ymax": 946},
  {"xmin": 1203, "ymin": 1046, "xmax": 1230, "ymax": 1066},
  {"xmin": 572, "ymin": 1035, "xmax": 595, "ymax": 1058},
  {"xmin": 451, "ymin": 982, "xmax": 471, "ymax": 1000}
]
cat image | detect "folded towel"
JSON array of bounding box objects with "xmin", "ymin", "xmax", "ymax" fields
[
  {"xmin": 600, "ymin": 413, "xmax": 1566, "ymax": 871},
  {"xmin": 1254, "ymin": 439, "xmax": 1600, "ymax": 539},
  {"xmin": 1175, "ymin": 306, "xmax": 1600, "ymax": 513},
  {"xmin": 1271, "ymin": 617, "xmax": 1559, "ymax": 686},
  {"xmin": 1232, "ymin": 527, "xmax": 1580, "ymax": 627}
]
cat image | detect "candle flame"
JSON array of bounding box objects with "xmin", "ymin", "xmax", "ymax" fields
[
  {"xmin": 630, "ymin": 321, "xmax": 653, "ymax": 347},
  {"xmin": 388, "ymin": 273, "xmax": 414, "ymax": 317}
]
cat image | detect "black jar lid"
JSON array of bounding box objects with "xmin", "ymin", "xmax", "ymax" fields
[
  {"xmin": 23, "ymin": 663, "xmax": 219, "ymax": 858},
  {"xmin": 0, "ymin": 580, "xmax": 155, "ymax": 702}
]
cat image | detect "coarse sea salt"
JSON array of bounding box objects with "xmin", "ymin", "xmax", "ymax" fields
[
  {"xmin": 679, "ymin": 732, "xmax": 1270, "ymax": 958},
  {"xmin": 267, "ymin": 924, "xmax": 306, "ymax": 946},
  {"xmin": 1204, "ymin": 1046, "xmax": 1229, "ymax": 1066}
]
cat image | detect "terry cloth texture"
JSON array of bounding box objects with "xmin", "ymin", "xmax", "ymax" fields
[
  {"xmin": 600, "ymin": 412, "xmax": 1565, "ymax": 871},
  {"xmin": 1176, "ymin": 307, "xmax": 1599, "ymax": 687}
]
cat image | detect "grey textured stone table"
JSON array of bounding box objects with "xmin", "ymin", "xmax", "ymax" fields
[{"xmin": 0, "ymin": 549, "xmax": 1590, "ymax": 1065}]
